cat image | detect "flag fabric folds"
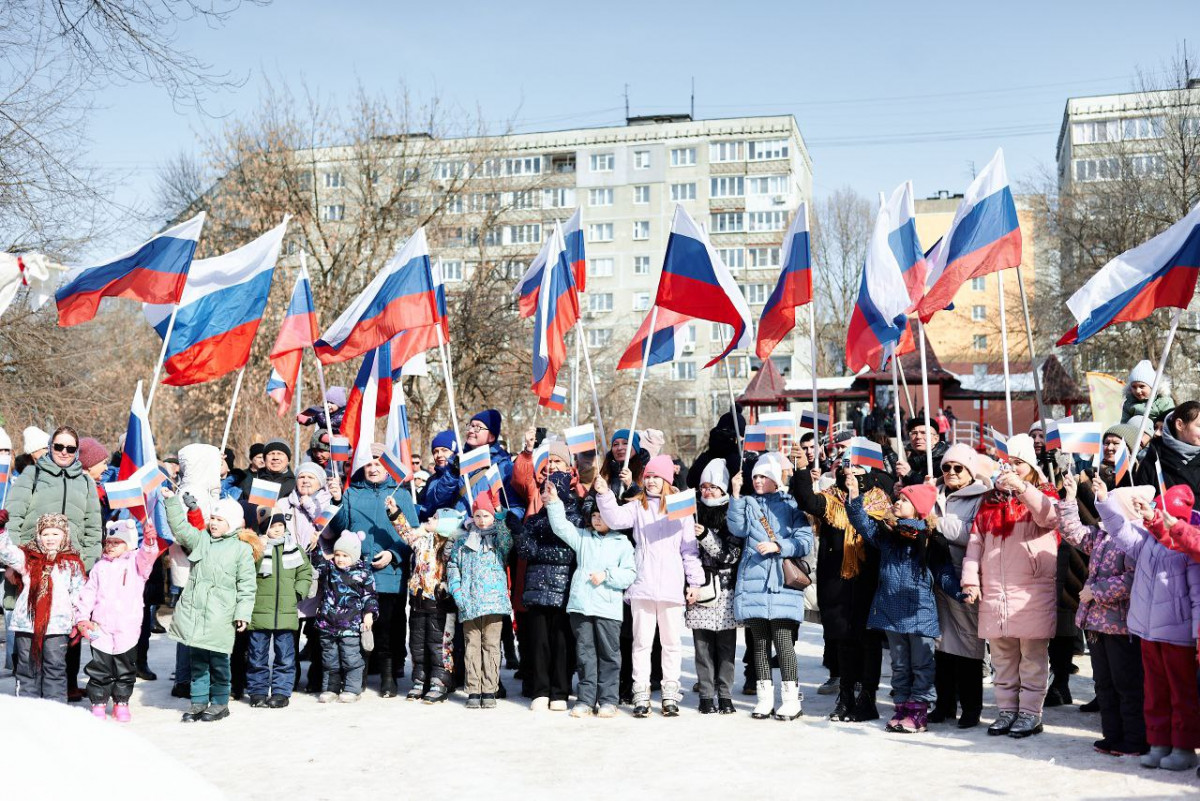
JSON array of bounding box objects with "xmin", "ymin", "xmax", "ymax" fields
[
  {"xmin": 56, "ymin": 213, "xmax": 205, "ymax": 327},
  {"xmin": 538, "ymin": 385, "xmax": 567, "ymax": 412},
  {"xmin": 800, "ymin": 409, "xmax": 831, "ymax": 434},
  {"xmin": 654, "ymin": 205, "xmax": 752, "ymax": 367},
  {"xmin": 915, "ymin": 149, "xmax": 1021, "ymax": 322},
  {"xmin": 563, "ymin": 208, "xmax": 586, "ymax": 292},
  {"xmin": 330, "ymin": 436, "xmax": 351, "ymax": 463},
  {"xmin": 267, "ymin": 270, "xmax": 320, "ymax": 414},
  {"xmin": 756, "ymin": 204, "xmax": 812, "ymax": 360},
  {"xmin": 665, "ymin": 489, "xmax": 697, "ymax": 521},
  {"xmin": 744, "ymin": 425, "xmax": 767, "ymax": 452},
  {"xmin": 1058, "ymin": 203, "xmax": 1200, "ymax": 345},
  {"xmin": 1057, "ymin": 422, "xmax": 1102, "ymax": 456},
  {"xmin": 1085, "ymin": 372, "xmax": 1125, "ymax": 432},
  {"xmin": 315, "ymin": 228, "xmax": 438, "ymax": 364},
  {"xmin": 105, "ymin": 479, "xmax": 144, "ymax": 510},
  {"xmin": 564, "ymin": 424, "xmax": 596, "ymax": 455},
  {"xmin": 531, "ymin": 222, "xmax": 580, "ymax": 400},
  {"xmin": 116, "ymin": 382, "xmax": 163, "ymax": 523},
  {"xmin": 460, "ymin": 445, "xmax": 491, "ymax": 476},
  {"xmin": 389, "ymin": 257, "xmax": 451, "ymax": 378},
  {"xmin": 380, "ymin": 381, "xmax": 415, "ymax": 484},
  {"xmin": 248, "ymin": 478, "xmax": 282, "ymax": 508},
  {"xmin": 617, "ymin": 307, "xmax": 694, "ymax": 370},
  {"xmin": 758, "ymin": 411, "xmax": 795, "ymax": 437},
  {"xmin": 346, "ymin": 344, "xmax": 392, "ymax": 475},
  {"xmin": 514, "ymin": 208, "xmax": 585, "ymax": 317},
  {"xmin": 848, "ymin": 437, "xmax": 885, "ymax": 470}
]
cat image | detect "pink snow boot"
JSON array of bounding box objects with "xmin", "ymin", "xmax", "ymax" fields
[
  {"xmin": 113, "ymin": 703, "xmax": 132, "ymax": 723},
  {"xmin": 91, "ymin": 704, "xmax": 107, "ymax": 720},
  {"xmin": 886, "ymin": 702, "xmax": 909, "ymax": 732},
  {"xmin": 899, "ymin": 701, "xmax": 929, "ymax": 733}
]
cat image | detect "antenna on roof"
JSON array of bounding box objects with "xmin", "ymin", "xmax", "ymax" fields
[
  {"xmin": 690, "ymin": 76, "xmax": 695, "ymax": 120},
  {"xmin": 624, "ymin": 84, "xmax": 630, "ymax": 119}
]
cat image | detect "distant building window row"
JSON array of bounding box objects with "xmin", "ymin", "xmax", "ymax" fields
[
  {"xmin": 1072, "ymin": 116, "xmax": 1164, "ymax": 144},
  {"xmin": 711, "ymin": 139, "xmax": 791, "ymax": 162},
  {"xmin": 1073, "ymin": 155, "xmax": 1165, "ymax": 182}
]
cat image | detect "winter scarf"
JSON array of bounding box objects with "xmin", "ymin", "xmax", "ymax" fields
[
  {"xmin": 464, "ymin": 523, "xmax": 500, "ymax": 553},
  {"xmin": 258, "ymin": 535, "xmax": 305, "ymax": 577},
  {"xmin": 820, "ymin": 486, "xmax": 891, "ymax": 579},
  {"xmin": 974, "ymin": 481, "xmax": 1059, "ymax": 540},
  {"xmin": 20, "ymin": 544, "xmax": 85, "ymax": 666},
  {"xmin": 696, "ymin": 498, "xmax": 729, "ymax": 529},
  {"xmin": 1160, "ymin": 413, "xmax": 1200, "ymax": 463}
]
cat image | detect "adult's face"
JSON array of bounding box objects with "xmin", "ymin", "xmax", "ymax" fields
[
  {"xmin": 801, "ymin": 440, "xmax": 815, "ymax": 463},
  {"xmin": 296, "ymin": 473, "xmax": 321, "ymax": 496},
  {"xmin": 314, "ymin": 450, "xmax": 330, "ymax": 466},
  {"xmin": 940, "ymin": 460, "xmax": 971, "ymax": 492},
  {"xmin": 909, "ymin": 425, "xmax": 935, "ymax": 454},
  {"xmin": 546, "ymin": 455, "xmax": 570, "ymax": 474},
  {"xmin": 1030, "ymin": 428, "xmax": 1046, "ymax": 454},
  {"xmin": 412, "ymin": 455, "xmax": 423, "ymax": 471},
  {"xmin": 50, "ymin": 432, "xmax": 78, "ymax": 468},
  {"xmin": 432, "ymin": 447, "xmax": 453, "ymax": 469},
  {"xmin": 611, "ymin": 438, "xmax": 629, "ymax": 462},
  {"xmin": 1102, "ymin": 434, "xmax": 1122, "ymax": 463},
  {"xmin": 364, "ymin": 459, "xmax": 387, "ymax": 483},
  {"xmin": 251, "ymin": 454, "xmax": 266, "ymax": 471},
  {"xmin": 265, "ymin": 450, "xmax": 288, "ymax": 473},
  {"xmin": 1174, "ymin": 414, "xmax": 1200, "ymax": 447},
  {"xmin": 464, "ymin": 420, "xmax": 493, "ymax": 449}
]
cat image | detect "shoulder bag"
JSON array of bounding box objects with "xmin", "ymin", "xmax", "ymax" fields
[{"xmin": 754, "ymin": 498, "xmax": 812, "ymax": 591}]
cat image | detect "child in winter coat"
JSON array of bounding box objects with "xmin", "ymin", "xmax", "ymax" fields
[
  {"xmin": 246, "ymin": 507, "xmax": 313, "ymax": 709},
  {"xmin": 0, "ymin": 511, "xmax": 87, "ymax": 702},
  {"xmin": 1122, "ymin": 485, "xmax": 1200, "ymax": 772},
  {"xmin": 1058, "ymin": 474, "xmax": 1149, "ymax": 757},
  {"xmin": 447, "ymin": 492, "xmax": 512, "ymax": 709},
  {"xmin": 544, "ymin": 481, "xmax": 636, "ymax": 718},
  {"xmin": 846, "ymin": 477, "xmax": 941, "ymax": 734},
  {"xmin": 1122, "ymin": 360, "xmax": 1174, "ymax": 424},
  {"xmin": 386, "ymin": 495, "xmax": 453, "ymax": 704},
  {"xmin": 595, "ymin": 454, "xmax": 704, "ymax": 718},
  {"xmin": 164, "ymin": 491, "xmax": 257, "ymax": 723},
  {"xmin": 686, "ymin": 459, "xmax": 743, "ymax": 715},
  {"xmin": 315, "ymin": 531, "xmax": 378, "ymax": 703},
  {"xmin": 75, "ymin": 518, "xmax": 160, "ymax": 721}
]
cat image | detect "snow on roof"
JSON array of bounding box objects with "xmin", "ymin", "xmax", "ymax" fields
[
  {"xmin": 951, "ymin": 371, "xmax": 1037, "ymax": 393},
  {"xmin": 784, "ymin": 376, "xmax": 857, "ymax": 392}
]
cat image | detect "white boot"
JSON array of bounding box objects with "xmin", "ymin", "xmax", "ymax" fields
[
  {"xmin": 774, "ymin": 681, "xmax": 802, "ymax": 720},
  {"xmin": 752, "ymin": 680, "xmax": 775, "ymax": 719}
]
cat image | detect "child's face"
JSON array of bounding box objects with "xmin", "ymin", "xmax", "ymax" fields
[
  {"xmin": 103, "ymin": 538, "xmax": 129, "ymax": 558},
  {"xmin": 37, "ymin": 527, "xmax": 66, "ymax": 554},
  {"xmin": 1131, "ymin": 381, "xmax": 1151, "ymax": 401},
  {"xmin": 643, "ymin": 475, "xmax": 665, "ymax": 496},
  {"xmin": 752, "ymin": 475, "xmax": 777, "ymax": 495},
  {"xmin": 473, "ymin": 508, "xmax": 496, "ymax": 529},
  {"xmin": 591, "ymin": 511, "xmax": 609, "ymax": 534},
  {"xmin": 265, "ymin": 521, "xmax": 286, "ymax": 539},
  {"xmin": 332, "ymin": 550, "xmax": 354, "ymax": 569},
  {"xmin": 208, "ymin": 517, "xmax": 230, "ymax": 538},
  {"xmin": 893, "ymin": 496, "xmax": 916, "ymax": 519}
]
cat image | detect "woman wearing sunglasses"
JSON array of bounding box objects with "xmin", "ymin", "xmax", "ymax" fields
[{"xmin": 929, "ymin": 443, "xmax": 990, "ymax": 729}]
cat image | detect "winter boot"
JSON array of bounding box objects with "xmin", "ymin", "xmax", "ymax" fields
[
  {"xmin": 899, "ymin": 701, "xmax": 928, "ymax": 733},
  {"xmin": 661, "ymin": 680, "xmax": 680, "ymax": 717},
  {"xmin": 850, "ymin": 691, "xmax": 880, "ymax": 722},
  {"xmin": 181, "ymin": 703, "xmax": 208, "ymax": 723},
  {"xmin": 829, "ymin": 690, "xmax": 855, "ymax": 722},
  {"xmin": 632, "ymin": 684, "xmax": 651, "ymax": 718},
  {"xmin": 988, "ymin": 710, "xmax": 1018, "ymax": 736},
  {"xmin": 422, "ymin": 680, "xmax": 449, "ymax": 704},
  {"xmin": 113, "ymin": 703, "xmax": 132, "ymax": 722},
  {"xmin": 698, "ymin": 698, "xmax": 717, "ymax": 714},
  {"xmin": 1160, "ymin": 748, "xmax": 1197, "ymax": 771},
  {"xmin": 199, "ymin": 704, "xmax": 230, "ymax": 722},
  {"xmin": 752, "ymin": 680, "xmax": 775, "ymax": 720},
  {"xmin": 481, "ymin": 693, "xmax": 497, "ymax": 709},
  {"xmin": 91, "ymin": 704, "xmax": 107, "ymax": 720},
  {"xmin": 774, "ymin": 681, "xmax": 802, "ymax": 720},
  {"xmin": 1141, "ymin": 745, "xmax": 1172, "ymax": 768},
  {"xmin": 718, "ymin": 698, "xmax": 736, "ymax": 714},
  {"xmin": 1007, "ymin": 711, "xmax": 1043, "ymax": 738},
  {"xmin": 886, "ymin": 702, "xmax": 908, "ymax": 732},
  {"xmin": 379, "ymin": 659, "xmax": 398, "ymax": 698}
]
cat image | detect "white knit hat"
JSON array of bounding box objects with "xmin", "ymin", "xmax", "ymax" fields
[
  {"xmin": 699, "ymin": 459, "xmax": 730, "ymax": 492},
  {"xmin": 751, "ymin": 457, "xmax": 783, "ymax": 490},
  {"xmin": 0, "ymin": 427, "xmax": 10, "ymax": 451},
  {"xmin": 940, "ymin": 442, "xmax": 980, "ymax": 478},
  {"xmin": 22, "ymin": 426, "xmax": 49, "ymax": 454},
  {"xmin": 104, "ymin": 519, "xmax": 139, "ymax": 550},
  {"xmin": 211, "ymin": 498, "xmax": 245, "ymax": 531},
  {"xmin": 1127, "ymin": 360, "xmax": 1156, "ymax": 387},
  {"xmin": 1004, "ymin": 434, "xmax": 1045, "ymax": 482}
]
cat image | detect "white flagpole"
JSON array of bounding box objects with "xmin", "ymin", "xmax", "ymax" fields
[
  {"xmin": 997, "ymin": 270, "xmax": 1015, "ymax": 437},
  {"xmin": 1014, "ymin": 264, "xmax": 1049, "ymax": 433},
  {"xmin": 220, "ymin": 366, "xmax": 247, "ymax": 453},
  {"xmin": 890, "ymin": 353, "xmax": 906, "ymax": 466},
  {"xmin": 293, "ymin": 362, "xmax": 304, "ymax": 460},
  {"xmin": 718, "ymin": 327, "xmax": 743, "ymax": 473},
  {"xmin": 436, "ymin": 328, "xmax": 473, "ymax": 507},
  {"xmin": 1131, "ymin": 308, "xmax": 1183, "ymax": 472},
  {"xmin": 622, "ymin": 305, "xmax": 659, "ymax": 472},
  {"xmin": 145, "ymin": 305, "xmax": 179, "ymax": 414},
  {"xmin": 917, "ymin": 321, "xmax": 935, "ymax": 480},
  {"xmin": 577, "ymin": 318, "xmax": 607, "ymax": 448},
  {"xmin": 301, "ymin": 252, "xmax": 340, "ymax": 480},
  {"xmin": 571, "ymin": 330, "xmax": 581, "ymax": 427},
  {"xmin": 807, "ymin": 303, "xmax": 824, "ymax": 461}
]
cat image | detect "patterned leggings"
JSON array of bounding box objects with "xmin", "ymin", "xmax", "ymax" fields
[{"xmin": 747, "ymin": 618, "xmax": 799, "ymax": 683}]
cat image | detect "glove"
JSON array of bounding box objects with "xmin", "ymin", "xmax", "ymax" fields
[
  {"xmin": 448, "ymin": 453, "xmax": 461, "ymax": 479},
  {"xmin": 182, "ymin": 492, "xmax": 199, "ymax": 512},
  {"xmin": 0, "ymin": 510, "xmax": 8, "ymax": 529}
]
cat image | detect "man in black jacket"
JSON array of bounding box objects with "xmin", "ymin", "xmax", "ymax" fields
[{"xmin": 895, "ymin": 417, "xmax": 947, "ymax": 487}]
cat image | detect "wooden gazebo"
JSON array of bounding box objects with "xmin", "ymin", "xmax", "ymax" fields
[{"xmin": 737, "ymin": 358, "xmax": 788, "ymax": 419}]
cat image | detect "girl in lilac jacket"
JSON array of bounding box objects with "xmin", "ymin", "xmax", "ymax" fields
[
  {"xmin": 75, "ymin": 518, "xmax": 160, "ymax": 722},
  {"xmin": 595, "ymin": 454, "xmax": 703, "ymax": 718}
]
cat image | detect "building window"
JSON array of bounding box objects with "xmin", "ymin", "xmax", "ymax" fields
[
  {"xmin": 1123, "ymin": 116, "xmax": 1164, "ymax": 140},
  {"xmin": 436, "ymin": 161, "xmax": 467, "ymax": 181},
  {"xmin": 670, "ymin": 147, "xmax": 697, "ymax": 167},
  {"xmin": 504, "ymin": 156, "xmax": 542, "ymax": 175},
  {"xmin": 633, "ymin": 185, "xmax": 650, "ymax": 204},
  {"xmin": 710, "ymin": 141, "xmax": 745, "ymax": 162},
  {"xmin": 748, "ymin": 139, "xmax": 789, "ymax": 160},
  {"xmin": 672, "ymin": 361, "xmax": 697, "ymax": 381},
  {"xmin": 509, "ymin": 190, "xmax": 536, "ymax": 210},
  {"xmin": 589, "ymin": 293, "xmax": 614, "ymax": 313},
  {"xmin": 633, "ymin": 150, "xmax": 651, "ymax": 169},
  {"xmin": 743, "ymin": 284, "xmax": 768, "ymax": 304},
  {"xmin": 587, "ymin": 328, "xmax": 612, "ymax": 348},
  {"xmin": 632, "ymin": 220, "xmax": 650, "ymax": 240},
  {"xmin": 749, "ymin": 211, "xmax": 787, "ymax": 232},
  {"xmin": 1131, "ymin": 154, "xmax": 1166, "ymax": 177},
  {"xmin": 748, "ymin": 174, "xmax": 790, "ymax": 195},
  {"xmin": 718, "ymin": 247, "xmax": 744, "ymax": 270},
  {"xmin": 633, "ymin": 255, "xmax": 651, "ymax": 275},
  {"xmin": 590, "ymin": 153, "xmax": 614, "ymax": 172},
  {"xmin": 675, "ymin": 398, "xmax": 698, "ymax": 417},
  {"xmin": 970, "ymin": 276, "xmax": 986, "ymax": 291},
  {"xmin": 588, "ymin": 258, "xmax": 614, "ymax": 278},
  {"xmin": 1074, "ymin": 157, "xmax": 1122, "ymax": 182},
  {"xmin": 710, "ymin": 176, "xmax": 745, "ymax": 198},
  {"xmin": 441, "ymin": 260, "xmax": 464, "ymax": 282},
  {"xmin": 324, "ymin": 171, "xmax": 344, "ymax": 188},
  {"xmin": 589, "ymin": 188, "xmax": 613, "ymax": 206},
  {"xmin": 506, "ymin": 224, "xmax": 541, "ymax": 245},
  {"xmin": 670, "ymin": 182, "xmax": 696, "ymax": 202},
  {"xmin": 588, "ymin": 223, "xmax": 614, "ymax": 242},
  {"xmin": 972, "ymin": 334, "xmax": 988, "ymax": 351},
  {"xmin": 443, "ymin": 195, "xmax": 464, "ymax": 214},
  {"xmin": 971, "ymin": 305, "xmax": 986, "ymax": 321},
  {"xmin": 748, "ymin": 247, "xmax": 781, "ymax": 268},
  {"xmin": 468, "ymin": 192, "xmax": 499, "ymax": 213},
  {"xmin": 543, "ymin": 187, "xmax": 575, "ymax": 208},
  {"xmin": 711, "ymin": 322, "xmax": 734, "ymax": 343},
  {"xmin": 321, "ymin": 204, "xmax": 345, "ymax": 222},
  {"xmin": 716, "ymin": 357, "xmax": 748, "ymax": 379},
  {"xmin": 399, "ymin": 166, "xmax": 419, "ymax": 182},
  {"xmin": 633, "ymin": 292, "xmax": 651, "ymax": 311},
  {"xmin": 711, "ymin": 212, "xmax": 744, "ymax": 233}
]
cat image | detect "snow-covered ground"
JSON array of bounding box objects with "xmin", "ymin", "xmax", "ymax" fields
[{"xmin": 2, "ymin": 623, "xmax": 1196, "ymax": 800}]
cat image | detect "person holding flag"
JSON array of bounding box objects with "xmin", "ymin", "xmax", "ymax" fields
[
  {"xmin": 1133, "ymin": 402, "xmax": 1200, "ymax": 499},
  {"xmin": 239, "ymin": 440, "xmax": 296, "ymax": 523}
]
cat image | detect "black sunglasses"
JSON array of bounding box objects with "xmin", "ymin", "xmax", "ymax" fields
[
  {"xmin": 52, "ymin": 443, "xmax": 78, "ymax": 454},
  {"xmin": 941, "ymin": 463, "xmax": 967, "ymax": 474}
]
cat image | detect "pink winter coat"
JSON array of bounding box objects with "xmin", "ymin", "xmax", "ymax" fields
[
  {"xmin": 596, "ymin": 491, "xmax": 703, "ymax": 604},
  {"xmin": 961, "ymin": 483, "xmax": 1059, "ymax": 640},
  {"xmin": 74, "ymin": 540, "xmax": 158, "ymax": 655}
]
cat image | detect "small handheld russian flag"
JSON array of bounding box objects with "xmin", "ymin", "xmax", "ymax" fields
[
  {"xmin": 1112, "ymin": 441, "xmax": 1130, "ymax": 485},
  {"xmin": 248, "ymin": 478, "xmax": 282, "ymax": 508},
  {"xmin": 314, "ymin": 504, "xmax": 337, "ymax": 530},
  {"xmin": 744, "ymin": 424, "xmax": 767, "ymax": 453},
  {"xmin": 800, "ymin": 409, "xmax": 831, "ymax": 434},
  {"xmin": 665, "ymin": 488, "xmax": 697, "ymax": 521},
  {"xmin": 758, "ymin": 411, "xmax": 795, "ymax": 437},
  {"xmin": 330, "ymin": 436, "xmax": 352, "ymax": 463},
  {"xmin": 0, "ymin": 453, "xmax": 10, "ymax": 485},
  {"xmin": 533, "ymin": 444, "xmax": 550, "ymax": 475},
  {"xmin": 564, "ymin": 424, "xmax": 596, "ymax": 455},
  {"xmin": 990, "ymin": 428, "xmax": 1009, "ymax": 461},
  {"xmin": 1057, "ymin": 422, "xmax": 1102, "ymax": 456},
  {"xmin": 1045, "ymin": 416, "xmax": 1072, "ymax": 451},
  {"xmin": 133, "ymin": 463, "xmax": 166, "ymax": 495},
  {"xmin": 848, "ymin": 437, "xmax": 885, "ymax": 470},
  {"xmin": 460, "ymin": 445, "xmax": 491, "ymax": 476},
  {"xmin": 104, "ymin": 478, "xmax": 145, "ymax": 510},
  {"xmin": 538, "ymin": 385, "xmax": 568, "ymax": 412},
  {"xmin": 485, "ymin": 465, "xmax": 504, "ymax": 495}
]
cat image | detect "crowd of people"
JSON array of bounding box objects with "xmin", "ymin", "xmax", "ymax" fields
[{"xmin": 0, "ymin": 356, "xmax": 1197, "ymax": 780}]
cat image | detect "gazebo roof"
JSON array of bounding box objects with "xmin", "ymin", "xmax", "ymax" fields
[
  {"xmin": 853, "ymin": 323, "xmax": 957, "ymax": 387},
  {"xmin": 1041, "ymin": 354, "xmax": 1088, "ymax": 405},
  {"xmin": 738, "ymin": 358, "xmax": 788, "ymax": 405}
]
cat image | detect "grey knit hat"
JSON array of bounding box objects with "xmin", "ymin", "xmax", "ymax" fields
[{"xmin": 333, "ymin": 531, "xmax": 364, "ymax": 562}]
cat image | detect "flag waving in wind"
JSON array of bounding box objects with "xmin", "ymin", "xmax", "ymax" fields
[
  {"xmin": 756, "ymin": 203, "xmax": 812, "ymax": 360},
  {"xmin": 380, "ymin": 380, "xmax": 415, "ymax": 484},
  {"xmin": 655, "ymin": 205, "xmax": 752, "ymax": 366},
  {"xmin": 617, "ymin": 307, "xmax": 694, "ymax": 370},
  {"xmin": 531, "ymin": 222, "xmax": 580, "ymax": 400},
  {"xmin": 514, "ymin": 208, "xmax": 585, "ymax": 317},
  {"xmin": 117, "ymin": 382, "xmax": 164, "ymax": 523},
  {"xmin": 915, "ymin": 149, "xmax": 1021, "ymax": 322},
  {"xmin": 389, "ymin": 257, "xmax": 451, "ymax": 377},
  {"xmin": 1058, "ymin": 202, "xmax": 1200, "ymax": 345},
  {"xmin": 267, "ymin": 270, "xmax": 320, "ymax": 414},
  {"xmin": 347, "ymin": 344, "xmax": 391, "ymax": 475},
  {"xmin": 56, "ymin": 212, "xmax": 205, "ymax": 327},
  {"xmin": 144, "ymin": 219, "xmax": 288, "ymax": 386}
]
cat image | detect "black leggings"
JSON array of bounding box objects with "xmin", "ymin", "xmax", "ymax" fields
[{"xmin": 747, "ymin": 619, "xmax": 799, "ymax": 683}]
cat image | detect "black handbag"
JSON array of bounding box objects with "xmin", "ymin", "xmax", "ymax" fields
[{"xmin": 755, "ymin": 499, "xmax": 812, "ymax": 591}]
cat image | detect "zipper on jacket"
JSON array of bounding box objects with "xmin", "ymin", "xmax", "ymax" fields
[{"xmin": 274, "ymin": 544, "xmax": 282, "ymax": 629}]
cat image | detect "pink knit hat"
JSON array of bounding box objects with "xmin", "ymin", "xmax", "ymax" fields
[{"xmin": 643, "ymin": 454, "xmax": 675, "ymax": 483}]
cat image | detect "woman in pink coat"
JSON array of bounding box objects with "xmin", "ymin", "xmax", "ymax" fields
[
  {"xmin": 595, "ymin": 454, "xmax": 703, "ymax": 718},
  {"xmin": 961, "ymin": 433, "xmax": 1058, "ymax": 740}
]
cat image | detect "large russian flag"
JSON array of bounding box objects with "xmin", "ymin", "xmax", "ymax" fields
[
  {"xmin": 144, "ymin": 219, "xmax": 287, "ymax": 386},
  {"xmin": 915, "ymin": 149, "xmax": 1021, "ymax": 322},
  {"xmin": 266, "ymin": 270, "xmax": 320, "ymax": 414},
  {"xmin": 531, "ymin": 222, "xmax": 580, "ymax": 399},
  {"xmin": 315, "ymin": 228, "xmax": 438, "ymax": 364},
  {"xmin": 389, "ymin": 256, "xmax": 451, "ymax": 377},
  {"xmin": 655, "ymin": 204, "xmax": 752, "ymax": 367},
  {"xmin": 342, "ymin": 341, "xmax": 393, "ymax": 465},
  {"xmin": 56, "ymin": 212, "xmax": 205, "ymax": 327},
  {"xmin": 513, "ymin": 208, "xmax": 584, "ymax": 318},
  {"xmin": 846, "ymin": 183, "xmax": 917, "ymax": 372},
  {"xmin": 380, "ymin": 379, "xmax": 415, "ymax": 484},
  {"xmin": 1059, "ymin": 202, "xmax": 1200, "ymax": 345},
  {"xmin": 116, "ymin": 382, "xmax": 165, "ymax": 531},
  {"xmin": 617, "ymin": 306, "xmax": 694, "ymax": 370},
  {"xmin": 563, "ymin": 207, "xmax": 586, "ymax": 292},
  {"xmin": 756, "ymin": 203, "xmax": 813, "ymax": 360}
]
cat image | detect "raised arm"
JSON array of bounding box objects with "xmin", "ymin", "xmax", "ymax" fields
[
  {"xmin": 545, "ymin": 500, "xmax": 583, "ymax": 553},
  {"xmin": 846, "ymin": 496, "xmax": 881, "ymax": 548},
  {"xmin": 595, "ymin": 489, "xmax": 636, "ymax": 532},
  {"xmin": 1056, "ymin": 500, "xmax": 1098, "ymax": 554},
  {"xmin": 0, "ymin": 529, "xmax": 27, "ymax": 572},
  {"xmin": 790, "ymin": 469, "xmax": 828, "ymax": 518},
  {"xmin": 1020, "ymin": 483, "xmax": 1059, "ymax": 530}
]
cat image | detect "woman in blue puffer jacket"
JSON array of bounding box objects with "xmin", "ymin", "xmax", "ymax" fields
[{"xmin": 728, "ymin": 457, "xmax": 812, "ymax": 722}]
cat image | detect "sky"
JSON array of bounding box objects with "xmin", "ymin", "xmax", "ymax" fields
[{"xmin": 86, "ymin": 0, "xmax": 1196, "ymax": 240}]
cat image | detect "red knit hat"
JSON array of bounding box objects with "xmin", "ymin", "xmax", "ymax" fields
[
  {"xmin": 473, "ymin": 489, "xmax": 498, "ymax": 516},
  {"xmin": 899, "ymin": 484, "xmax": 938, "ymax": 519},
  {"xmin": 77, "ymin": 437, "xmax": 108, "ymax": 470},
  {"xmin": 1156, "ymin": 484, "xmax": 1194, "ymax": 520}
]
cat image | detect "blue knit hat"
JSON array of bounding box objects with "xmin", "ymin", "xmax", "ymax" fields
[
  {"xmin": 612, "ymin": 428, "xmax": 641, "ymax": 453},
  {"xmin": 470, "ymin": 410, "xmax": 502, "ymax": 439},
  {"xmin": 431, "ymin": 430, "xmax": 457, "ymax": 453}
]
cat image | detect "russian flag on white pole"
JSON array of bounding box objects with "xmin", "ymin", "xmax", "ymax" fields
[
  {"xmin": 349, "ymin": 346, "xmax": 389, "ymax": 476},
  {"xmin": 117, "ymin": 382, "xmax": 164, "ymax": 507},
  {"xmin": 380, "ymin": 380, "xmax": 415, "ymax": 484}
]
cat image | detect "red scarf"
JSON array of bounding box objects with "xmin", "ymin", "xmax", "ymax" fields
[
  {"xmin": 974, "ymin": 482, "xmax": 1059, "ymax": 540},
  {"xmin": 17, "ymin": 546, "xmax": 85, "ymax": 666}
]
